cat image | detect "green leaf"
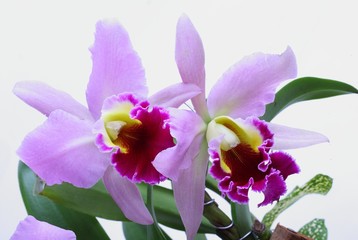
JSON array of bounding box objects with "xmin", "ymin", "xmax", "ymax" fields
[
  {"xmin": 40, "ymin": 180, "xmax": 128, "ymax": 221},
  {"xmin": 122, "ymin": 222, "xmax": 171, "ymax": 240},
  {"xmin": 123, "ymin": 222, "xmax": 147, "ymax": 240},
  {"xmin": 299, "ymin": 219, "xmax": 328, "ymax": 240},
  {"xmin": 18, "ymin": 161, "xmax": 110, "ymax": 240},
  {"xmin": 123, "ymin": 222, "xmax": 207, "ymax": 240},
  {"xmin": 194, "ymin": 233, "xmax": 207, "ymax": 240},
  {"xmin": 262, "ymin": 174, "xmax": 333, "ymax": 230},
  {"xmin": 41, "ymin": 180, "xmax": 215, "ymax": 233},
  {"xmin": 261, "ymin": 77, "xmax": 358, "ymax": 121}
]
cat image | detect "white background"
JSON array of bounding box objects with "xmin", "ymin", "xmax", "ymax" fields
[{"xmin": 0, "ymin": 0, "xmax": 357, "ymax": 239}]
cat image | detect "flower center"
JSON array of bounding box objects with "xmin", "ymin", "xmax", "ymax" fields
[
  {"xmin": 105, "ymin": 119, "xmax": 142, "ymax": 154},
  {"xmin": 206, "ymin": 116, "xmax": 264, "ymax": 174},
  {"xmin": 94, "ymin": 93, "xmax": 175, "ymax": 184}
]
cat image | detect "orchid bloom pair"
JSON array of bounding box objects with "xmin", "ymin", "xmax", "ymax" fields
[
  {"xmin": 11, "ymin": 216, "xmax": 75, "ymax": 240},
  {"xmin": 15, "ymin": 20, "xmax": 200, "ymax": 225},
  {"xmin": 15, "ymin": 15, "xmax": 328, "ymax": 240},
  {"xmin": 152, "ymin": 15, "xmax": 328, "ymax": 239}
]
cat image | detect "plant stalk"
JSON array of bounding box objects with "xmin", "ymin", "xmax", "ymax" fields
[
  {"xmin": 231, "ymin": 203, "xmax": 258, "ymax": 240},
  {"xmin": 147, "ymin": 184, "xmax": 167, "ymax": 240},
  {"xmin": 203, "ymin": 191, "xmax": 240, "ymax": 240}
]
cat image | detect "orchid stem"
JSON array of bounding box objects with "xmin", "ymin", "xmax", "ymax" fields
[
  {"xmin": 146, "ymin": 184, "xmax": 167, "ymax": 240},
  {"xmin": 231, "ymin": 203, "xmax": 256, "ymax": 240},
  {"xmin": 203, "ymin": 191, "xmax": 240, "ymax": 240}
]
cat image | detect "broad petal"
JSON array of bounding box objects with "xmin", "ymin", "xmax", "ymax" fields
[
  {"xmin": 102, "ymin": 166, "xmax": 153, "ymax": 225},
  {"xmin": 176, "ymin": 14, "xmax": 209, "ymax": 119},
  {"xmin": 172, "ymin": 144, "xmax": 209, "ymax": 240},
  {"xmin": 152, "ymin": 108, "xmax": 206, "ymax": 181},
  {"xmin": 87, "ymin": 20, "xmax": 147, "ymax": 119},
  {"xmin": 10, "ymin": 216, "xmax": 76, "ymax": 240},
  {"xmin": 17, "ymin": 110, "xmax": 110, "ymax": 187},
  {"xmin": 207, "ymin": 47, "xmax": 297, "ymax": 119},
  {"xmin": 148, "ymin": 83, "xmax": 201, "ymax": 108},
  {"xmin": 267, "ymin": 122, "xmax": 329, "ymax": 149},
  {"xmin": 13, "ymin": 81, "xmax": 93, "ymax": 121}
]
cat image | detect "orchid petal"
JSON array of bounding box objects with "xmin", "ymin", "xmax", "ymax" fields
[
  {"xmin": 148, "ymin": 83, "xmax": 201, "ymax": 108},
  {"xmin": 172, "ymin": 144, "xmax": 209, "ymax": 240},
  {"xmin": 102, "ymin": 166, "xmax": 153, "ymax": 225},
  {"xmin": 10, "ymin": 216, "xmax": 76, "ymax": 240},
  {"xmin": 87, "ymin": 20, "xmax": 147, "ymax": 119},
  {"xmin": 207, "ymin": 47, "xmax": 297, "ymax": 119},
  {"xmin": 258, "ymin": 172, "xmax": 287, "ymax": 207},
  {"xmin": 175, "ymin": 14, "xmax": 209, "ymax": 119},
  {"xmin": 267, "ymin": 122, "xmax": 329, "ymax": 149},
  {"xmin": 270, "ymin": 151, "xmax": 300, "ymax": 179},
  {"xmin": 13, "ymin": 81, "xmax": 93, "ymax": 121},
  {"xmin": 17, "ymin": 110, "xmax": 110, "ymax": 188},
  {"xmin": 152, "ymin": 108, "xmax": 206, "ymax": 181}
]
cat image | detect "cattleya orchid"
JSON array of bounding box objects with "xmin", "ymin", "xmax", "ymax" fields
[
  {"xmin": 10, "ymin": 216, "xmax": 76, "ymax": 240},
  {"xmin": 14, "ymin": 20, "xmax": 200, "ymax": 225},
  {"xmin": 153, "ymin": 15, "xmax": 328, "ymax": 239}
]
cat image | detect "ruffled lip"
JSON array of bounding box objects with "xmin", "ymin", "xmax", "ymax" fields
[{"xmin": 208, "ymin": 117, "xmax": 300, "ymax": 206}]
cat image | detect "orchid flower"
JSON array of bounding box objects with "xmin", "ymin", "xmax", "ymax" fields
[
  {"xmin": 10, "ymin": 216, "xmax": 76, "ymax": 240},
  {"xmin": 14, "ymin": 20, "xmax": 200, "ymax": 225},
  {"xmin": 153, "ymin": 15, "xmax": 328, "ymax": 239}
]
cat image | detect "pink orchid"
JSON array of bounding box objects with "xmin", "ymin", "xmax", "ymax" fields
[
  {"xmin": 10, "ymin": 216, "xmax": 76, "ymax": 240},
  {"xmin": 153, "ymin": 15, "xmax": 328, "ymax": 239},
  {"xmin": 15, "ymin": 20, "xmax": 200, "ymax": 225}
]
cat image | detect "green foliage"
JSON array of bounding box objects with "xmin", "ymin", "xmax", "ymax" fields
[
  {"xmin": 194, "ymin": 234, "xmax": 208, "ymax": 240},
  {"xmin": 122, "ymin": 222, "xmax": 171, "ymax": 240},
  {"xmin": 18, "ymin": 161, "xmax": 110, "ymax": 240},
  {"xmin": 123, "ymin": 222, "xmax": 207, "ymax": 240},
  {"xmin": 261, "ymin": 77, "xmax": 358, "ymax": 121},
  {"xmin": 123, "ymin": 222, "xmax": 148, "ymax": 240},
  {"xmin": 41, "ymin": 178, "xmax": 215, "ymax": 233},
  {"xmin": 262, "ymin": 174, "xmax": 333, "ymax": 230},
  {"xmin": 299, "ymin": 219, "xmax": 328, "ymax": 240}
]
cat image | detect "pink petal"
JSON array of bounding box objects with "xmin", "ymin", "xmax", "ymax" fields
[
  {"xmin": 269, "ymin": 151, "xmax": 300, "ymax": 179},
  {"xmin": 207, "ymin": 47, "xmax": 297, "ymax": 119},
  {"xmin": 152, "ymin": 108, "xmax": 206, "ymax": 181},
  {"xmin": 148, "ymin": 83, "xmax": 201, "ymax": 108},
  {"xmin": 102, "ymin": 167, "xmax": 153, "ymax": 225},
  {"xmin": 267, "ymin": 122, "xmax": 329, "ymax": 149},
  {"xmin": 87, "ymin": 20, "xmax": 148, "ymax": 119},
  {"xmin": 258, "ymin": 172, "xmax": 287, "ymax": 207},
  {"xmin": 10, "ymin": 216, "xmax": 76, "ymax": 240},
  {"xmin": 13, "ymin": 81, "xmax": 93, "ymax": 121},
  {"xmin": 17, "ymin": 110, "xmax": 110, "ymax": 188},
  {"xmin": 172, "ymin": 145, "xmax": 209, "ymax": 240},
  {"xmin": 175, "ymin": 14, "xmax": 209, "ymax": 119}
]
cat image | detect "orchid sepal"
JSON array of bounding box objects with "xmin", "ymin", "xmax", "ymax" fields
[{"xmin": 10, "ymin": 216, "xmax": 76, "ymax": 240}]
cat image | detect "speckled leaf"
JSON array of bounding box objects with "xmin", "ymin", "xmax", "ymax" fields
[
  {"xmin": 262, "ymin": 174, "xmax": 333, "ymax": 230},
  {"xmin": 261, "ymin": 77, "xmax": 358, "ymax": 121},
  {"xmin": 299, "ymin": 219, "xmax": 328, "ymax": 240}
]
